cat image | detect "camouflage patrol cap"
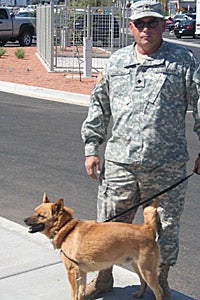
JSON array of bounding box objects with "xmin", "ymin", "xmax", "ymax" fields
[{"xmin": 130, "ymin": 0, "xmax": 164, "ymax": 21}]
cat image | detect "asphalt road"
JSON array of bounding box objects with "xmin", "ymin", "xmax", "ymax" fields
[
  {"xmin": 0, "ymin": 92, "xmax": 199, "ymax": 299},
  {"xmin": 0, "ymin": 35, "xmax": 200, "ymax": 299},
  {"xmin": 163, "ymin": 31, "xmax": 200, "ymax": 60},
  {"xmin": 0, "ymin": 94, "xmax": 98, "ymax": 223}
]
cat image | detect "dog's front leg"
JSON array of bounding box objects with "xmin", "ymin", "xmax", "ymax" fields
[
  {"xmin": 75, "ymin": 269, "xmax": 86, "ymax": 300},
  {"xmin": 66, "ymin": 264, "xmax": 77, "ymax": 300},
  {"xmin": 66, "ymin": 264, "xmax": 86, "ymax": 300},
  {"xmin": 61, "ymin": 258, "xmax": 76, "ymax": 300},
  {"xmin": 61, "ymin": 253, "xmax": 77, "ymax": 300}
]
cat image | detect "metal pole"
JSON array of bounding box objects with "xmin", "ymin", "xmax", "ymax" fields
[
  {"xmin": 50, "ymin": 0, "xmax": 54, "ymax": 72},
  {"xmin": 83, "ymin": 6, "xmax": 92, "ymax": 78}
]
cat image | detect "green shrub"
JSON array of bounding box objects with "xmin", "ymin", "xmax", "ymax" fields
[
  {"xmin": 14, "ymin": 48, "xmax": 25, "ymax": 59},
  {"xmin": 0, "ymin": 48, "xmax": 6, "ymax": 57}
]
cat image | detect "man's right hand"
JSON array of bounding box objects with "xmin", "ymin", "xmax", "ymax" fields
[
  {"xmin": 85, "ymin": 156, "xmax": 101, "ymax": 180},
  {"xmin": 194, "ymin": 153, "xmax": 200, "ymax": 175}
]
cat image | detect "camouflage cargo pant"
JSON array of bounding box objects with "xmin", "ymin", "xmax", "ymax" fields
[{"xmin": 97, "ymin": 159, "xmax": 188, "ymax": 266}]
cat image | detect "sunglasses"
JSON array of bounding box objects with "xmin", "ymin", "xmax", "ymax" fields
[{"xmin": 133, "ymin": 19, "xmax": 160, "ymax": 29}]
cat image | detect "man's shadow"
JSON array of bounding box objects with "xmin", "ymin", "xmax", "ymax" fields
[{"xmin": 96, "ymin": 285, "xmax": 196, "ymax": 300}]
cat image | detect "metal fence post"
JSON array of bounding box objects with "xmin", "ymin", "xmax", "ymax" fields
[
  {"xmin": 50, "ymin": 1, "xmax": 54, "ymax": 72},
  {"xmin": 83, "ymin": 7, "xmax": 92, "ymax": 77},
  {"xmin": 83, "ymin": 37, "xmax": 92, "ymax": 77}
]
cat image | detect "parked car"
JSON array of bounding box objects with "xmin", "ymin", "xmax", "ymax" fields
[
  {"xmin": 15, "ymin": 11, "xmax": 36, "ymax": 36},
  {"xmin": 174, "ymin": 19, "xmax": 196, "ymax": 38},
  {"xmin": 168, "ymin": 13, "xmax": 196, "ymax": 32},
  {"xmin": 0, "ymin": 7, "xmax": 36, "ymax": 46},
  {"xmin": 15, "ymin": 11, "xmax": 36, "ymax": 18},
  {"xmin": 165, "ymin": 16, "xmax": 174, "ymax": 30},
  {"xmin": 185, "ymin": 13, "xmax": 196, "ymax": 20}
]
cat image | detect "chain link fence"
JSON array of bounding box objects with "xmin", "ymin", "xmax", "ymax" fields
[{"xmin": 37, "ymin": 4, "xmax": 133, "ymax": 76}]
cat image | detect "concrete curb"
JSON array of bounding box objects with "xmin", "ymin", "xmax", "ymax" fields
[{"xmin": 0, "ymin": 81, "xmax": 90, "ymax": 107}]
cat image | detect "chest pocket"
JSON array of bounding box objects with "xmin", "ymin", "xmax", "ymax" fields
[
  {"xmin": 161, "ymin": 68, "xmax": 183, "ymax": 101},
  {"xmin": 109, "ymin": 69, "xmax": 131, "ymax": 100},
  {"xmin": 143, "ymin": 67, "xmax": 180, "ymax": 105}
]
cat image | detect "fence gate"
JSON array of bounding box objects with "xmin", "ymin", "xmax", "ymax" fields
[{"xmin": 37, "ymin": 4, "xmax": 133, "ymax": 76}]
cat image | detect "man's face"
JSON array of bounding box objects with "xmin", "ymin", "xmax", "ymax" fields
[{"xmin": 129, "ymin": 17, "xmax": 165, "ymax": 55}]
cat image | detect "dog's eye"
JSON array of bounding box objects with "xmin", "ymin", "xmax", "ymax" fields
[{"xmin": 38, "ymin": 214, "xmax": 45, "ymax": 219}]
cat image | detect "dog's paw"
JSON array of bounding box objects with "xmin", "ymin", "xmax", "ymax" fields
[{"xmin": 133, "ymin": 290, "xmax": 144, "ymax": 298}]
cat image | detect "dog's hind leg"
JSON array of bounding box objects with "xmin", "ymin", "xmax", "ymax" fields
[
  {"xmin": 137, "ymin": 266, "xmax": 163, "ymax": 300},
  {"xmin": 132, "ymin": 262, "xmax": 147, "ymax": 298}
]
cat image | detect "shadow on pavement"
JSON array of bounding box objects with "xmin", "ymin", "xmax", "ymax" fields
[{"xmin": 98, "ymin": 285, "xmax": 196, "ymax": 300}]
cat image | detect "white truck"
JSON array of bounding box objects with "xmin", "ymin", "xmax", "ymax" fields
[{"xmin": 195, "ymin": 0, "xmax": 200, "ymax": 37}]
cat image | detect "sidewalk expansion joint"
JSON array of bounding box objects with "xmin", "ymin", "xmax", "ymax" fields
[{"xmin": 0, "ymin": 261, "xmax": 62, "ymax": 280}]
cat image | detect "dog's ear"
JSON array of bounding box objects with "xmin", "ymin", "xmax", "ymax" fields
[
  {"xmin": 64, "ymin": 206, "xmax": 74, "ymax": 216},
  {"xmin": 52, "ymin": 198, "xmax": 64, "ymax": 214},
  {"xmin": 43, "ymin": 192, "xmax": 50, "ymax": 203}
]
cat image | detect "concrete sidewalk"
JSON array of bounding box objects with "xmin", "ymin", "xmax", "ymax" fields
[
  {"xmin": 0, "ymin": 217, "xmax": 195, "ymax": 300},
  {"xmin": 0, "ymin": 82, "xmax": 196, "ymax": 299}
]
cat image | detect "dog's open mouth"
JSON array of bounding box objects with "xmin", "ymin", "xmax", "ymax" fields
[{"xmin": 28, "ymin": 223, "xmax": 45, "ymax": 233}]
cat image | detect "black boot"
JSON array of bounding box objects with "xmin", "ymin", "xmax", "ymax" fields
[
  {"xmin": 158, "ymin": 264, "xmax": 171, "ymax": 300},
  {"xmin": 84, "ymin": 267, "xmax": 113, "ymax": 299}
]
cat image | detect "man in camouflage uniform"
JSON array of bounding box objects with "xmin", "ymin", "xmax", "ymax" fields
[{"xmin": 81, "ymin": 1, "xmax": 200, "ymax": 299}]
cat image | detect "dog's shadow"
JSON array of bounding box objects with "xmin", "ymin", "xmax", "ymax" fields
[{"xmin": 96, "ymin": 286, "xmax": 196, "ymax": 300}]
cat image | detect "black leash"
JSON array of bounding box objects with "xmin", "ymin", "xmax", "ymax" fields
[
  {"xmin": 60, "ymin": 171, "xmax": 196, "ymax": 265},
  {"xmin": 104, "ymin": 172, "xmax": 195, "ymax": 222},
  {"xmin": 60, "ymin": 249, "xmax": 79, "ymax": 266}
]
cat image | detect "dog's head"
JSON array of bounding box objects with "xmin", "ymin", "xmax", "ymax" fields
[{"xmin": 24, "ymin": 192, "xmax": 74, "ymax": 239}]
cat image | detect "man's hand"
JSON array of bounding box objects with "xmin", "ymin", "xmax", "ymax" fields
[
  {"xmin": 85, "ymin": 156, "xmax": 101, "ymax": 180},
  {"xmin": 194, "ymin": 153, "xmax": 200, "ymax": 175}
]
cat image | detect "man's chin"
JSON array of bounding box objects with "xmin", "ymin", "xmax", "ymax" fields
[{"xmin": 141, "ymin": 37, "xmax": 152, "ymax": 44}]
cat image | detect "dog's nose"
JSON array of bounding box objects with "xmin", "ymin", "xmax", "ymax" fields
[{"xmin": 24, "ymin": 218, "xmax": 28, "ymax": 224}]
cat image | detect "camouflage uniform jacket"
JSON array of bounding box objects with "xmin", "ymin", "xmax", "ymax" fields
[{"xmin": 81, "ymin": 40, "xmax": 200, "ymax": 167}]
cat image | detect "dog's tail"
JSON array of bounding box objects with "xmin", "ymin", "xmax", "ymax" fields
[{"xmin": 143, "ymin": 200, "xmax": 158, "ymax": 231}]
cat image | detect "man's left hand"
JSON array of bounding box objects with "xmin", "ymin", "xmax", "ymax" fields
[{"xmin": 194, "ymin": 153, "xmax": 200, "ymax": 174}]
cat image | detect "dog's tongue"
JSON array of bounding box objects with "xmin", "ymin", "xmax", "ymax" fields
[
  {"xmin": 28, "ymin": 223, "xmax": 45, "ymax": 233},
  {"xmin": 28, "ymin": 226, "xmax": 34, "ymax": 233}
]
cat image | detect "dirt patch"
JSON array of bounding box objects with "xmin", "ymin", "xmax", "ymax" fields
[{"xmin": 0, "ymin": 46, "xmax": 97, "ymax": 95}]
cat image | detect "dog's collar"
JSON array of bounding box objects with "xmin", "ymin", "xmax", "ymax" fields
[
  {"xmin": 52, "ymin": 219, "xmax": 79, "ymax": 249},
  {"xmin": 50, "ymin": 217, "xmax": 74, "ymax": 239}
]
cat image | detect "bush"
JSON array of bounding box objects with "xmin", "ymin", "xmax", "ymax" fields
[
  {"xmin": 0, "ymin": 48, "xmax": 6, "ymax": 57},
  {"xmin": 14, "ymin": 48, "xmax": 25, "ymax": 59}
]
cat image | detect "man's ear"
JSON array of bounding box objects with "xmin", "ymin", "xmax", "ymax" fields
[
  {"xmin": 129, "ymin": 21, "xmax": 134, "ymax": 34},
  {"xmin": 162, "ymin": 19, "xmax": 166, "ymax": 31},
  {"xmin": 52, "ymin": 198, "xmax": 64, "ymax": 214}
]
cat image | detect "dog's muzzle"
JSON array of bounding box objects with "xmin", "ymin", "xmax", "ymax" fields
[{"xmin": 24, "ymin": 218, "xmax": 45, "ymax": 233}]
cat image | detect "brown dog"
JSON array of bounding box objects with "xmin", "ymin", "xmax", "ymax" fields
[{"xmin": 24, "ymin": 193, "xmax": 163, "ymax": 300}]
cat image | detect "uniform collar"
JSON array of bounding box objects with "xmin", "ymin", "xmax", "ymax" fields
[{"xmin": 124, "ymin": 40, "xmax": 166, "ymax": 68}]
